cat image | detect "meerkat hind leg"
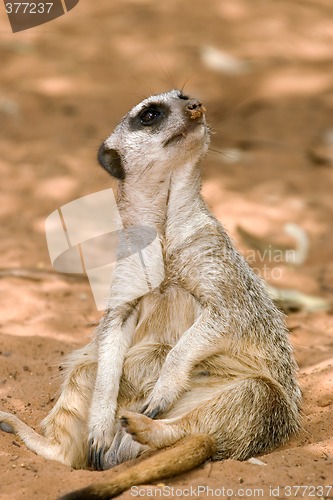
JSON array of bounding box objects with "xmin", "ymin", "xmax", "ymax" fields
[
  {"xmin": 121, "ymin": 375, "xmax": 299, "ymax": 460},
  {"xmin": 0, "ymin": 340, "xmax": 98, "ymax": 468},
  {"xmin": 120, "ymin": 411, "xmax": 185, "ymax": 449},
  {"xmin": 0, "ymin": 411, "xmax": 66, "ymax": 463}
]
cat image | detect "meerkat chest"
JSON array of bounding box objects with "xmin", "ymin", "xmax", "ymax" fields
[
  {"xmin": 132, "ymin": 284, "xmax": 200, "ymax": 346},
  {"xmin": 120, "ymin": 285, "xmax": 200, "ymax": 399}
]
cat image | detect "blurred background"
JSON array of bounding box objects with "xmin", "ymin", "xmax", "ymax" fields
[{"xmin": 1, "ymin": 1, "xmax": 333, "ymax": 498}]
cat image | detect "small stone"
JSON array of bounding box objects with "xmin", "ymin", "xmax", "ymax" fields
[
  {"xmin": 317, "ymin": 397, "xmax": 332, "ymax": 408},
  {"xmin": 247, "ymin": 457, "xmax": 267, "ymax": 466}
]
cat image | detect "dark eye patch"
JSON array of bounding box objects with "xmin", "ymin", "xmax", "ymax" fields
[
  {"xmin": 139, "ymin": 106, "xmax": 163, "ymax": 126},
  {"xmin": 129, "ymin": 103, "xmax": 169, "ymax": 132}
]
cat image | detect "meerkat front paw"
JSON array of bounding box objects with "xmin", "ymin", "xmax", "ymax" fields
[
  {"xmin": 87, "ymin": 428, "xmax": 114, "ymax": 470},
  {"xmin": 87, "ymin": 416, "xmax": 116, "ymax": 470},
  {"xmin": 140, "ymin": 352, "xmax": 191, "ymax": 418},
  {"xmin": 140, "ymin": 375, "xmax": 187, "ymax": 418},
  {"xmin": 141, "ymin": 396, "xmax": 167, "ymax": 419},
  {"xmin": 140, "ymin": 402, "xmax": 162, "ymax": 419}
]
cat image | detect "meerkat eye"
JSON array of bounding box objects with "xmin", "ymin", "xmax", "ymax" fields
[
  {"xmin": 139, "ymin": 107, "xmax": 163, "ymax": 126},
  {"xmin": 178, "ymin": 92, "xmax": 189, "ymax": 100}
]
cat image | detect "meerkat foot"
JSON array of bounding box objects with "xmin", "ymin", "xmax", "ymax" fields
[
  {"xmin": 0, "ymin": 411, "xmax": 68, "ymax": 464},
  {"xmin": 0, "ymin": 411, "xmax": 16, "ymax": 434},
  {"xmin": 120, "ymin": 411, "xmax": 186, "ymax": 449},
  {"xmin": 120, "ymin": 412, "xmax": 154, "ymax": 445}
]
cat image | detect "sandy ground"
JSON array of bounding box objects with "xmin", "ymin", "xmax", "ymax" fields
[{"xmin": 1, "ymin": 0, "xmax": 333, "ymax": 498}]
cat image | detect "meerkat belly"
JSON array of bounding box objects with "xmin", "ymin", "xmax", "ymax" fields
[{"xmin": 119, "ymin": 285, "xmax": 199, "ymax": 404}]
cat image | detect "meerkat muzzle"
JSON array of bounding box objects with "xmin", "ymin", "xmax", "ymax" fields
[{"xmin": 186, "ymin": 99, "xmax": 206, "ymax": 120}]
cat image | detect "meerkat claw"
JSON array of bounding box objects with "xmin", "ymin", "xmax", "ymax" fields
[
  {"xmin": 142, "ymin": 406, "xmax": 161, "ymax": 419},
  {"xmin": 120, "ymin": 416, "xmax": 129, "ymax": 427},
  {"xmin": 87, "ymin": 439, "xmax": 107, "ymax": 471}
]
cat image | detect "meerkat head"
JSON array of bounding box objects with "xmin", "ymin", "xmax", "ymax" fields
[{"xmin": 98, "ymin": 89, "xmax": 210, "ymax": 181}]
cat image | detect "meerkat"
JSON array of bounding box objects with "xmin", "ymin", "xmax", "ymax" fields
[{"xmin": 0, "ymin": 90, "xmax": 301, "ymax": 499}]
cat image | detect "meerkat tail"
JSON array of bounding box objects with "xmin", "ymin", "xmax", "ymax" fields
[{"xmin": 59, "ymin": 434, "xmax": 215, "ymax": 500}]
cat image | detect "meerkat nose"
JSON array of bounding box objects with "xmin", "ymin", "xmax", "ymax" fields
[
  {"xmin": 186, "ymin": 99, "xmax": 206, "ymax": 120},
  {"xmin": 187, "ymin": 99, "xmax": 202, "ymax": 110}
]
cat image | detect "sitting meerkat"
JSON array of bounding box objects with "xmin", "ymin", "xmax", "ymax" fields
[{"xmin": 0, "ymin": 90, "xmax": 301, "ymax": 499}]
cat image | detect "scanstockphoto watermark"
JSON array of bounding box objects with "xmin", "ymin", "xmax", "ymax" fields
[
  {"xmin": 130, "ymin": 484, "xmax": 333, "ymax": 497},
  {"xmin": 131, "ymin": 485, "xmax": 266, "ymax": 497}
]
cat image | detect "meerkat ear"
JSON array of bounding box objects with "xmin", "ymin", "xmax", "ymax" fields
[{"xmin": 97, "ymin": 145, "xmax": 126, "ymax": 180}]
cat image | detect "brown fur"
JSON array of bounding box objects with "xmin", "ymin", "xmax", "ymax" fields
[
  {"xmin": 0, "ymin": 90, "xmax": 301, "ymax": 498},
  {"xmin": 60, "ymin": 435, "xmax": 216, "ymax": 500}
]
